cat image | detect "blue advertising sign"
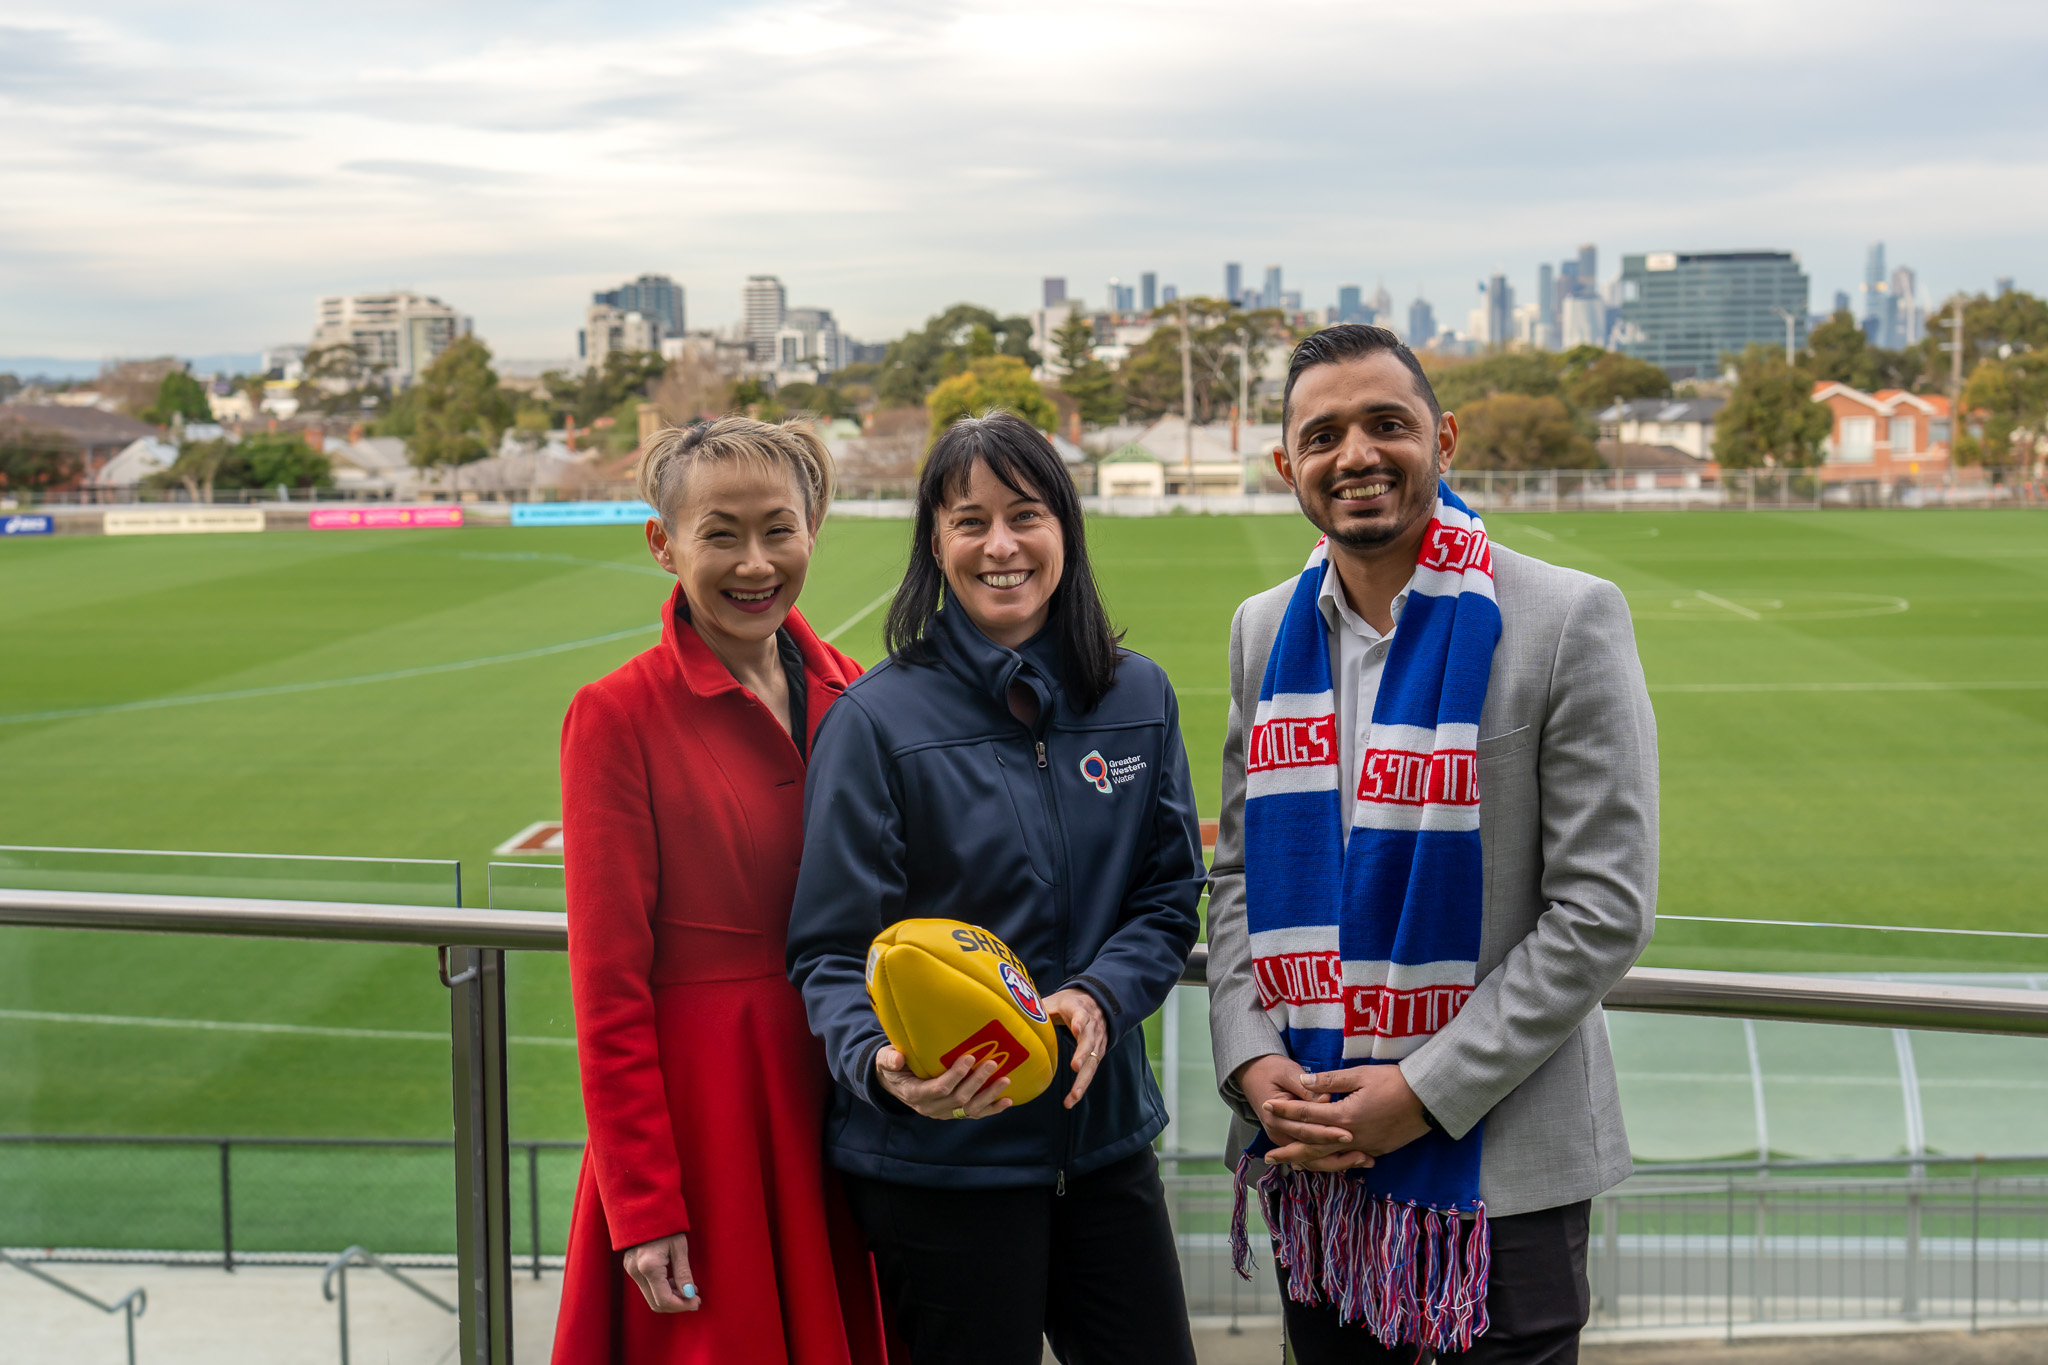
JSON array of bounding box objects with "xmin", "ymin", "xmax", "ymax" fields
[
  {"xmin": 1, "ymin": 513, "xmax": 53, "ymax": 536},
  {"xmin": 510, "ymin": 501, "xmax": 656, "ymax": 528}
]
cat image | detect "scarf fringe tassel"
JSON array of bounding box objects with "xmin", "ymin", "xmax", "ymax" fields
[{"xmin": 1229, "ymin": 1154, "xmax": 1491, "ymax": 1353}]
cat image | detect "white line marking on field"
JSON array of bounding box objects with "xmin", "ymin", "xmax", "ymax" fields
[
  {"xmin": 1514, "ymin": 524, "xmax": 1557, "ymax": 542},
  {"xmin": 0, "ymin": 624, "xmax": 661, "ymax": 726},
  {"xmin": 0, "ymin": 1007, "xmax": 575, "ymax": 1046},
  {"xmin": 1618, "ymin": 1072, "xmax": 2048, "ymax": 1090},
  {"xmin": 1694, "ymin": 589, "xmax": 1761, "ymax": 620},
  {"xmin": 1652, "ymin": 680, "xmax": 2048, "ymax": 694},
  {"xmin": 822, "ymin": 587, "xmax": 894, "ymax": 643}
]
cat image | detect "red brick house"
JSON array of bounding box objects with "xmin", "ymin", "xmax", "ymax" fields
[{"xmin": 1811, "ymin": 382, "xmax": 1951, "ymax": 487}]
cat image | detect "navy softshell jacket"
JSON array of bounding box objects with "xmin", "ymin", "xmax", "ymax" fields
[{"xmin": 787, "ymin": 605, "xmax": 1205, "ymax": 1190}]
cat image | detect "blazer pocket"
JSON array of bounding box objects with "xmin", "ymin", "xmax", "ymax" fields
[{"xmin": 1476, "ymin": 725, "xmax": 1533, "ymax": 760}]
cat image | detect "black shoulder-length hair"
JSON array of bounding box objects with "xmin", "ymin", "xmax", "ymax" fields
[{"xmin": 883, "ymin": 410, "xmax": 1123, "ymax": 710}]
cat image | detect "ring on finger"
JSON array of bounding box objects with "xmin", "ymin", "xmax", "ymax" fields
[{"xmin": 951, "ymin": 1107, "xmax": 967, "ymax": 1120}]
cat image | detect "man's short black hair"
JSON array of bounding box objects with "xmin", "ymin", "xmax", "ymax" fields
[{"xmin": 1281, "ymin": 324, "xmax": 1442, "ymax": 441}]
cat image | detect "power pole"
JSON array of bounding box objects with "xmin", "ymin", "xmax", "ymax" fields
[
  {"xmin": 1179, "ymin": 297, "xmax": 1195, "ymax": 483},
  {"xmin": 1235, "ymin": 327, "xmax": 1250, "ymax": 454}
]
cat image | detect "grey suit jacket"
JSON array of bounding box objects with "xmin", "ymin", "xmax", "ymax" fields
[{"xmin": 1206, "ymin": 541, "xmax": 1657, "ymax": 1217}]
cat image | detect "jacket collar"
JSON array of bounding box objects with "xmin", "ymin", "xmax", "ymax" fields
[
  {"xmin": 928, "ymin": 603, "xmax": 1060, "ymax": 721},
  {"xmin": 660, "ymin": 583, "xmax": 852, "ymax": 718}
]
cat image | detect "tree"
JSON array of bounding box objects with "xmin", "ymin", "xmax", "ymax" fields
[
  {"xmin": 0, "ymin": 427, "xmax": 83, "ymax": 491},
  {"xmin": 1558, "ymin": 347, "xmax": 1671, "ymax": 412},
  {"xmin": 160, "ymin": 436, "xmax": 235, "ymax": 503},
  {"xmin": 1714, "ymin": 345, "xmax": 1832, "ymax": 469},
  {"xmin": 1958, "ymin": 351, "xmax": 2048, "ymax": 483},
  {"xmin": 876, "ymin": 305, "xmax": 1039, "ymax": 407},
  {"xmin": 1455, "ymin": 394, "xmax": 1599, "ymax": 469},
  {"xmin": 142, "ymin": 370, "xmax": 213, "ymax": 425},
  {"xmin": 925, "ymin": 356, "xmax": 1058, "ymax": 441},
  {"xmin": 540, "ymin": 350, "xmax": 666, "ymax": 427},
  {"xmin": 1117, "ymin": 299, "xmax": 1287, "ymax": 422},
  {"xmin": 1428, "ymin": 351, "xmax": 1563, "ymax": 415},
  {"xmin": 409, "ymin": 337, "xmax": 512, "ymax": 490},
  {"xmin": 1049, "ymin": 313, "xmax": 1120, "ymax": 425},
  {"xmin": 1804, "ymin": 311, "xmax": 1877, "ymax": 389},
  {"xmin": 299, "ymin": 342, "xmax": 382, "ymax": 417},
  {"xmin": 230, "ymin": 433, "xmax": 333, "ymax": 490}
]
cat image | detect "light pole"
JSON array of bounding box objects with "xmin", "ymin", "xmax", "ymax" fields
[
  {"xmin": 1179, "ymin": 297, "xmax": 1195, "ymax": 484},
  {"xmin": 1772, "ymin": 307, "xmax": 1798, "ymax": 367}
]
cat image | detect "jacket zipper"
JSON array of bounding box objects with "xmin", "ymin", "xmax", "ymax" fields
[{"xmin": 1028, "ymin": 716, "xmax": 1076, "ymax": 1197}]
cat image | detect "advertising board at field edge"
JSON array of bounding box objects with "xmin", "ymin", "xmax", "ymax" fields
[
  {"xmin": 104, "ymin": 508, "xmax": 266, "ymax": 536},
  {"xmin": 2, "ymin": 514, "xmax": 54, "ymax": 536},
  {"xmin": 509, "ymin": 500, "xmax": 656, "ymax": 527},
  {"xmin": 309, "ymin": 506, "xmax": 465, "ymax": 531}
]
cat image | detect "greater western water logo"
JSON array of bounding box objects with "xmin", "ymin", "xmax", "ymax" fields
[{"xmin": 1080, "ymin": 750, "xmax": 1150, "ymax": 793}]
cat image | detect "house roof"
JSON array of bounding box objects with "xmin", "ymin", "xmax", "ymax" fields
[
  {"xmin": 1608, "ymin": 442, "xmax": 1710, "ymax": 471},
  {"xmin": 0, "ymin": 404, "xmax": 156, "ymax": 447},
  {"xmin": 1100, "ymin": 443, "xmax": 1161, "ymax": 465},
  {"xmin": 91, "ymin": 436, "xmax": 177, "ymax": 486},
  {"xmin": 1810, "ymin": 382, "xmax": 1948, "ymax": 416},
  {"xmin": 1597, "ymin": 397, "xmax": 1725, "ymax": 423}
]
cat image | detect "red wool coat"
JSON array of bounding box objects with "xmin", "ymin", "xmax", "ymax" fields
[{"xmin": 550, "ymin": 588, "xmax": 888, "ymax": 1365}]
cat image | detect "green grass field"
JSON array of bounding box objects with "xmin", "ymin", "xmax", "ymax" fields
[{"xmin": 1, "ymin": 510, "xmax": 2044, "ymax": 1191}]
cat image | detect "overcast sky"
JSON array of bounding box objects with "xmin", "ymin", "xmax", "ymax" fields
[{"xmin": 5, "ymin": 0, "xmax": 2047, "ymax": 364}]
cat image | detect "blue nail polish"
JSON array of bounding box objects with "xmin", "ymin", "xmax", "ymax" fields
[{"xmin": 682, "ymin": 1283, "xmax": 698, "ymax": 1300}]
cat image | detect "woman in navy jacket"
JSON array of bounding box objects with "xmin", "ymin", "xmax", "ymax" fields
[{"xmin": 787, "ymin": 411, "xmax": 1204, "ymax": 1365}]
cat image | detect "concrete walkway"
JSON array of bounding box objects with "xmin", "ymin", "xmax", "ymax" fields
[{"xmin": 1, "ymin": 1260, "xmax": 560, "ymax": 1365}]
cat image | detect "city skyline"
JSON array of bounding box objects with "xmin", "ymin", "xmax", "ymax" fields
[{"xmin": 5, "ymin": 0, "xmax": 2046, "ymax": 360}]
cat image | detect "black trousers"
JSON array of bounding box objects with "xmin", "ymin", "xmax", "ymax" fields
[
  {"xmin": 1281, "ymin": 1199, "xmax": 1591, "ymax": 1365},
  {"xmin": 840, "ymin": 1147, "xmax": 1197, "ymax": 1365}
]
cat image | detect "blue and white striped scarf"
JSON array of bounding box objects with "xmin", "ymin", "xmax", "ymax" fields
[{"xmin": 1229, "ymin": 483, "xmax": 1501, "ymax": 1352}]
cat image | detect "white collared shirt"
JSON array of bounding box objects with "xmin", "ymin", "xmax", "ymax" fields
[{"xmin": 1317, "ymin": 566, "xmax": 1410, "ymax": 843}]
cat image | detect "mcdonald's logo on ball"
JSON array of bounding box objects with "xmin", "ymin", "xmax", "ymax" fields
[{"xmin": 865, "ymin": 919, "xmax": 1059, "ymax": 1105}]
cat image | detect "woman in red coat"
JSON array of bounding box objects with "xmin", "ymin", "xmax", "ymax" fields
[{"xmin": 550, "ymin": 417, "xmax": 888, "ymax": 1365}]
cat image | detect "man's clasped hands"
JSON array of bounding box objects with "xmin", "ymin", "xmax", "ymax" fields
[{"xmin": 1232, "ymin": 1053, "xmax": 1435, "ymax": 1172}]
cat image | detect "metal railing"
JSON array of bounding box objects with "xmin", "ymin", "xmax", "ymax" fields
[
  {"xmin": 323, "ymin": 1246, "xmax": 456, "ymax": 1365},
  {"xmin": 6, "ymin": 886, "xmax": 2048, "ymax": 1361},
  {"xmin": 0, "ymin": 1248, "xmax": 146, "ymax": 1365}
]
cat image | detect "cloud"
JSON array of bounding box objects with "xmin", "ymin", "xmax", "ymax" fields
[{"xmin": 3, "ymin": 0, "xmax": 2047, "ymax": 356}]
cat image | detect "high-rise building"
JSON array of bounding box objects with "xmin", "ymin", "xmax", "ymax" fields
[
  {"xmin": 312, "ymin": 291, "xmax": 472, "ymax": 386},
  {"xmin": 1225, "ymin": 263, "xmax": 1243, "ymax": 307},
  {"xmin": 1576, "ymin": 245, "xmax": 1597, "ymax": 292},
  {"xmin": 1408, "ymin": 297, "xmax": 1436, "ymax": 347},
  {"xmin": 775, "ymin": 306, "xmax": 845, "ymax": 373},
  {"xmin": 1262, "ymin": 266, "xmax": 1283, "ymax": 311},
  {"xmin": 1161, "ymin": 284, "xmax": 1178, "ymax": 304},
  {"xmin": 1335, "ymin": 285, "xmax": 1367, "ymax": 324},
  {"xmin": 593, "ymin": 274, "xmax": 685, "ymax": 340},
  {"xmin": 1105, "ymin": 278, "xmax": 1135, "ymax": 314},
  {"xmin": 1891, "ymin": 266, "xmax": 1923, "ymax": 346},
  {"xmin": 1560, "ymin": 296, "xmax": 1608, "ymax": 350},
  {"xmin": 743, "ymin": 276, "xmax": 787, "ymax": 363},
  {"xmin": 1482, "ymin": 274, "xmax": 1515, "ymax": 348},
  {"xmin": 1617, "ymin": 250, "xmax": 1810, "ymax": 379},
  {"xmin": 1370, "ymin": 282, "xmax": 1393, "ymax": 325},
  {"xmin": 1043, "ymin": 277, "xmax": 1068, "ymax": 307},
  {"xmin": 1140, "ymin": 272, "xmax": 1157, "ymax": 312},
  {"xmin": 1833, "ymin": 290, "xmax": 1852, "ymax": 317},
  {"xmin": 1861, "ymin": 242, "xmax": 1897, "ymax": 347},
  {"xmin": 1536, "ymin": 263, "xmax": 1558, "ymax": 349},
  {"xmin": 1996, "ymin": 277, "xmax": 2015, "ymax": 297},
  {"xmin": 582, "ymin": 303, "xmax": 662, "ymax": 371}
]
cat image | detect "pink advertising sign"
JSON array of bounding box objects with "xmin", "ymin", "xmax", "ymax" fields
[{"xmin": 309, "ymin": 506, "xmax": 465, "ymax": 531}]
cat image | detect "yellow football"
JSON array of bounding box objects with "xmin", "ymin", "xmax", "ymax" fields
[{"xmin": 866, "ymin": 919, "xmax": 1060, "ymax": 1107}]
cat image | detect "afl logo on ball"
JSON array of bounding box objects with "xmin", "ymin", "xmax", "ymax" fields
[
  {"xmin": 1000, "ymin": 961, "xmax": 1048, "ymax": 1022},
  {"xmin": 1078, "ymin": 750, "xmax": 1112, "ymax": 794}
]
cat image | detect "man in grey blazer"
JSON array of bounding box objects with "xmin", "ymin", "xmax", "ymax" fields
[{"xmin": 1207, "ymin": 325, "xmax": 1657, "ymax": 1363}]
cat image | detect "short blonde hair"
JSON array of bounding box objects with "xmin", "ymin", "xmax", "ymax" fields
[{"xmin": 636, "ymin": 416, "xmax": 836, "ymax": 529}]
